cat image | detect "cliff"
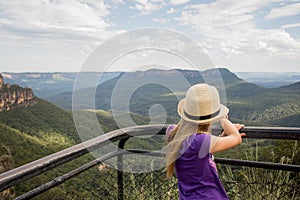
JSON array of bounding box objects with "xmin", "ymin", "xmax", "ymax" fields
[
  {"xmin": 0, "ymin": 74, "xmax": 38, "ymax": 111},
  {"xmin": 0, "ymin": 145, "xmax": 15, "ymax": 199}
]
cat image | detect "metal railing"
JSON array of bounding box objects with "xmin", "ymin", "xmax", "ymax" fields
[{"xmin": 0, "ymin": 125, "xmax": 300, "ymax": 199}]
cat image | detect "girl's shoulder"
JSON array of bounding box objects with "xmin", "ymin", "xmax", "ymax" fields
[
  {"xmin": 166, "ymin": 124, "xmax": 176, "ymax": 134},
  {"xmin": 194, "ymin": 132, "xmax": 211, "ymax": 140},
  {"xmin": 191, "ymin": 133, "xmax": 211, "ymax": 149},
  {"xmin": 166, "ymin": 124, "xmax": 176, "ymax": 142}
]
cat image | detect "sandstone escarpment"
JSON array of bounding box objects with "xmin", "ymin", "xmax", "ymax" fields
[
  {"xmin": 0, "ymin": 145, "xmax": 15, "ymax": 200},
  {"xmin": 0, "ymin": 74, "xmax": 38, "ymax": 111}
]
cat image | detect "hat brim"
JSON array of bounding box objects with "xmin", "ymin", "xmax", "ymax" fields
[{"xmin": 177, "ymin": 98, "xmax": 229, "ymax": 124}]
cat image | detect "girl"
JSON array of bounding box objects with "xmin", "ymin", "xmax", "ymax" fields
[{"xmin": 166, "ymin": 83, "xmax": 246, "ymax": 200}]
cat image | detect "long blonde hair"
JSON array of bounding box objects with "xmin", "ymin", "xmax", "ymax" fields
[{"xmin": 166, "ymin": 119, "xmax": 210, "ymax": 178}]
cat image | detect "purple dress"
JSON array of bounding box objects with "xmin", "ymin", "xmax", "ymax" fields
[{"xmin": 167, "ymin": 125, "xmax": 229, "ymax": 200}]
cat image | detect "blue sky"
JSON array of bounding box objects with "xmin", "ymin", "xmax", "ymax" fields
[{"xmin": 0, "ymin": 0, "xmax": 299, "ymax": 72}]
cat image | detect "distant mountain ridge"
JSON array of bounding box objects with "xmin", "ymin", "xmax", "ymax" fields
[
  {"xmin": 1, "ymin": 72, "xmax": 119, "ymax": 98},
  {"xmin": 44, "ymin": 68, "xmax": 219, "ymax": 109},
  {"xmin": 88, "ymin": 68, "xmax": 299, "ymax": 127},
  {"xmin": 49, "ymin": 68, "xmax": 263, "ymax": 110},
  {"xmin": 2, "ymin": 68, "xmax": 299, "ymax": 127},
  {"xmin": 0, "ymin": 69, "xmax": 299, "ymax": 198},
  {"xmin": 2, "ymin": 70, "xmax": 300, "ymax": 100},
  {"xmin": 236, "ymin": 71, "xmax": 300, "ymax": 88}
]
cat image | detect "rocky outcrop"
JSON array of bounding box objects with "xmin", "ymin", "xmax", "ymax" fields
[
  {"xmin": 0, "ymin": 145, "xmax": 15, "ymax": 200},
  {"xmin": 0, "ymin": 74, "xmax": 38, "ymax": 111}
]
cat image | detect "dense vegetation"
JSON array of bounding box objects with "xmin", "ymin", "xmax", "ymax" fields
[
  {"xmin": 0, "ymin": 97, "xmax": 159, "ymax": 199},
  {"xmin": 47, "ymin": 68, "xmax": 300, "ymax": 127},
  {"xmin": 0, "ymin": 69, "xmax": 299, "ymax": 199}
]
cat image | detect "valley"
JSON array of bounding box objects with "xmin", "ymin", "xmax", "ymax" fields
[{"xmin": 0, "ymin": 68, "xmax": 299, "ymax": 199}]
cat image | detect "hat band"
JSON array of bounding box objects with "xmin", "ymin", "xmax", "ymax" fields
[{"xmin": 184, "ymin": 109, "xmax": 220, "ymax": 121}]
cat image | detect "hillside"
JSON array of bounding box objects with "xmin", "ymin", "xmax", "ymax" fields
[
  {"xmin": 0, "ymin": 98, "xmax": 82, "ymax": 170},
  {"xmin": 228, "ymin": 81, "xmax": 300, "ymax": 126},
  {"xmin": 45, "ymin": 68, "xmax": 300, "ymax": 127},
  {"xmin": 0, "ymin": 123, "xmax": 74, "ymax": 167},
  {"xmin": 95, "ymin": 68, "xmax": 268, "ymax": 122},
  {"xmin": 93, "ymin": 69, "xmax": 299, "ymax": 127},
  {"xmin": 49, "ymin": 68, "xmax": 251, "ymax": 109},
  {"xmin": 0, "ymin": 99, "xmax": 79, "ymax": 142},
  {"xmin": 0, "ymin": 70, "xmax": 299, "ymax": 199},
  {"xmin": 236, "ymin": 72, "xmax": 300, "ymax": 88},
  {"xmin": 0, "ymin": 96, "xmax": 153, "ymax": 198}
]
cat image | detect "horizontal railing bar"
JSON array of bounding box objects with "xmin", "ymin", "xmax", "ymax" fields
[
  {"xmin": 239, "ymin": 126, "xmax": 300, "ymax": 140},
  {"xmin": 15, "ymin": 148, "xmax": 300, "ymax": 200},
  {"xmin": 124, "ymin": 150, "xmax": 300, "ymax": 172},
  {"xmin": 0, "ymin": 125, "xmax": 166, "ymax": 192},
  {"xmin": 15, "ymin": 151, "xmax": 121, "ymax": 200},
  {"xmin": 1, "ymin": 125, "xmax": 300, "ymax": 192},
  {"xmin": 215, "ymin": 158, "xmax": 300, "ymax": 172},
  {"xmin": 15, "ymin": 149, "xmax": 164, "ymax": 200}
]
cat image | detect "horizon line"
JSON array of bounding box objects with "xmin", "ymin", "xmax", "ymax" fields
[{"xmin": 1, "ymin": 67, "xmax": 300, "ymax": 74}]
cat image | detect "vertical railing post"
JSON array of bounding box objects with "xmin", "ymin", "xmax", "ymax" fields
[{"xmin": 117, "ymin": 137, "xmax": 130, "ymax": 200}]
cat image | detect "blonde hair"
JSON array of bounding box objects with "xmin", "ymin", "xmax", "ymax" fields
[{"xmin": 166, "ymin": 119, "xmax": 210, "ymax": 178}]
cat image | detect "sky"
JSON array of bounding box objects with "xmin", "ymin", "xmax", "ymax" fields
[{"xmin": 0, "ymin": 0, "xmax": 300, "ymax": 72}]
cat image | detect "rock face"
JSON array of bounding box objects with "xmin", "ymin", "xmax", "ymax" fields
[
  {"xmin": 0, "ymin": 145, "xmax": 15, "ymax": 199},
  {"xmin": 0, "ymin": 74, "xmax": 38, "ymax": 111}
]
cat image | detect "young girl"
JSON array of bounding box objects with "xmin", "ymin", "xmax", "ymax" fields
[{"xmin": 166, "ymin": 83, "xmax": 246, "ymax": 200}]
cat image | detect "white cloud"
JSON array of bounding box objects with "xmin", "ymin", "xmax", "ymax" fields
[
  {"xmin": 169, "ymin": 0, "xmax": 191, "ymax": 6},
  {"xmin": 0, "ymin": 0, "xmax": 115, "ymax": 42},
  {"xmin": 166, "ymin": 7, "xmax": 176, "ymax": 14},
  {"xmin": 111, "ymin": 0, "xmax": 125, "ymax": 4},
  {"xmin": 131, "ymin": 0, "xmax": 166, "ymax": 15},
  {"xmin": 177, "ymin": 1, "xmax": 299, "ymax": 53},
  {"xmin": 266, "ymin": 3, "xmax": 300, "ymax": 19},
  {"xmin": 281, "ymin": 22, "xmax": 300, "ymax": 29},
  {"xmin": 153, "ymin": 17, "xmax": 168, "ymax": 24},
  {"xmin": 0, "ymin": 0, "xmax": 299, "ymax": 72},
  {"xmin": 0, "ymin": 0, "xmax": 123, "ymax": 72},
  {"xmin": 174, "ymin": 0, "xmax": 300, "ymax": 71}
]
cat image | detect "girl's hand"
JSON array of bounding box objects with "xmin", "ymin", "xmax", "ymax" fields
[
  {"xmin": 233, "ymin": 123, "xmax": 246, "ymax": 137},
  {"xmin": 233, "ymin": 123, "xmax": 244, "ymax": 131},
  {"xmin": 219, "ymin": 121, "xmax": 246, "ymax": 137},
  {"xmin": 211, "ymin": 120, "xmax": 247, "ymax": 153}
]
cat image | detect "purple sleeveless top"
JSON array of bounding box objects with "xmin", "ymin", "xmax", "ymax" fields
[{"xmin": 167, "ymin": 125, "xmax": 229, "ymax": 200}]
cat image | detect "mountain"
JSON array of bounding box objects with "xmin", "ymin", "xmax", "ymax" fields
[
  {"xmin": 228, "ymin": 81, "xmax": 300, "ymax": 126},
  {"xmin": 49, "ymin": 68, "xmax": 247, "ymax": 109},
  {"xmin": 91, "ymin": 68, "xmax": 299, "ymax": 127},
  {"xmin": 1, "ymin": 72, "xmax": 119, "ymax": 99},
  {"xmin": 236, "ymin": 72, "xmax": 300, "ymax": 88},
  {"xmin": 53, "ymin": 68, "xmax": 266, "ymax": 116},
  {"xmin": 0, "ymin": 70, "xmax": 299, "ymax": 199},
  {"xmin": 0, "ymin": 84, "xmax": 157, "ymax": 198}
]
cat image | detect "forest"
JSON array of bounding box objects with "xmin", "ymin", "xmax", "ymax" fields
[{"xmin": 0, "ymin": 68, "xmax": 299, "ymax": 199}]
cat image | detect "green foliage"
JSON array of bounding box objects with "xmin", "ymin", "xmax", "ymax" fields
[
  {"xmin": 219, "ymin": 141, "xmax": 300, "ymax": 200},
  {"xmin": 0, "ymin": 99, "xmax": 157, "ymax": 198},
  {"xmin": 1, "ymin": 69, "xmax": 300, "ymax": 199},
  {"xmin": 0, "ymin": 99, "xmax": 79, "ymax": 142},
  {"xmin": 42, "ymin": 69, "xmax": 300, "ymax": 127},
  {"xmin": 0, "ymin": 123, "xmax": 74, "ymax": 167},
  {"xmin": 228, "ymin": 82, "xmax": 300, "ymax": 127}
]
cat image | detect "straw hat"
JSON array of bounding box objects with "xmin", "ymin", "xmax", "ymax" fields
[{"xmin": 177, "ymin": 84, "xmax": 229, "ymax": 124}]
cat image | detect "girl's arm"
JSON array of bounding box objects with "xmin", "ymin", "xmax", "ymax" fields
[{"xmin": 210, "ymin": 118, "xmax": 246, "ymax": 153}]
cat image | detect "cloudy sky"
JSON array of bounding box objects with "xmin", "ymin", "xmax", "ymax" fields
[{"xmin": 0, "ymin": 0, "xmax": 299, "ymax": 72}]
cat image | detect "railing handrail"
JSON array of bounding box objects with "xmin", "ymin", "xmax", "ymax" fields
[
  {"xmin": 0, "ymin": 124, "xmax": 167, "ymax": 192},
  {"xmin": 1, "ymin": 125, "xmax": 300, "ymax": 192}
]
